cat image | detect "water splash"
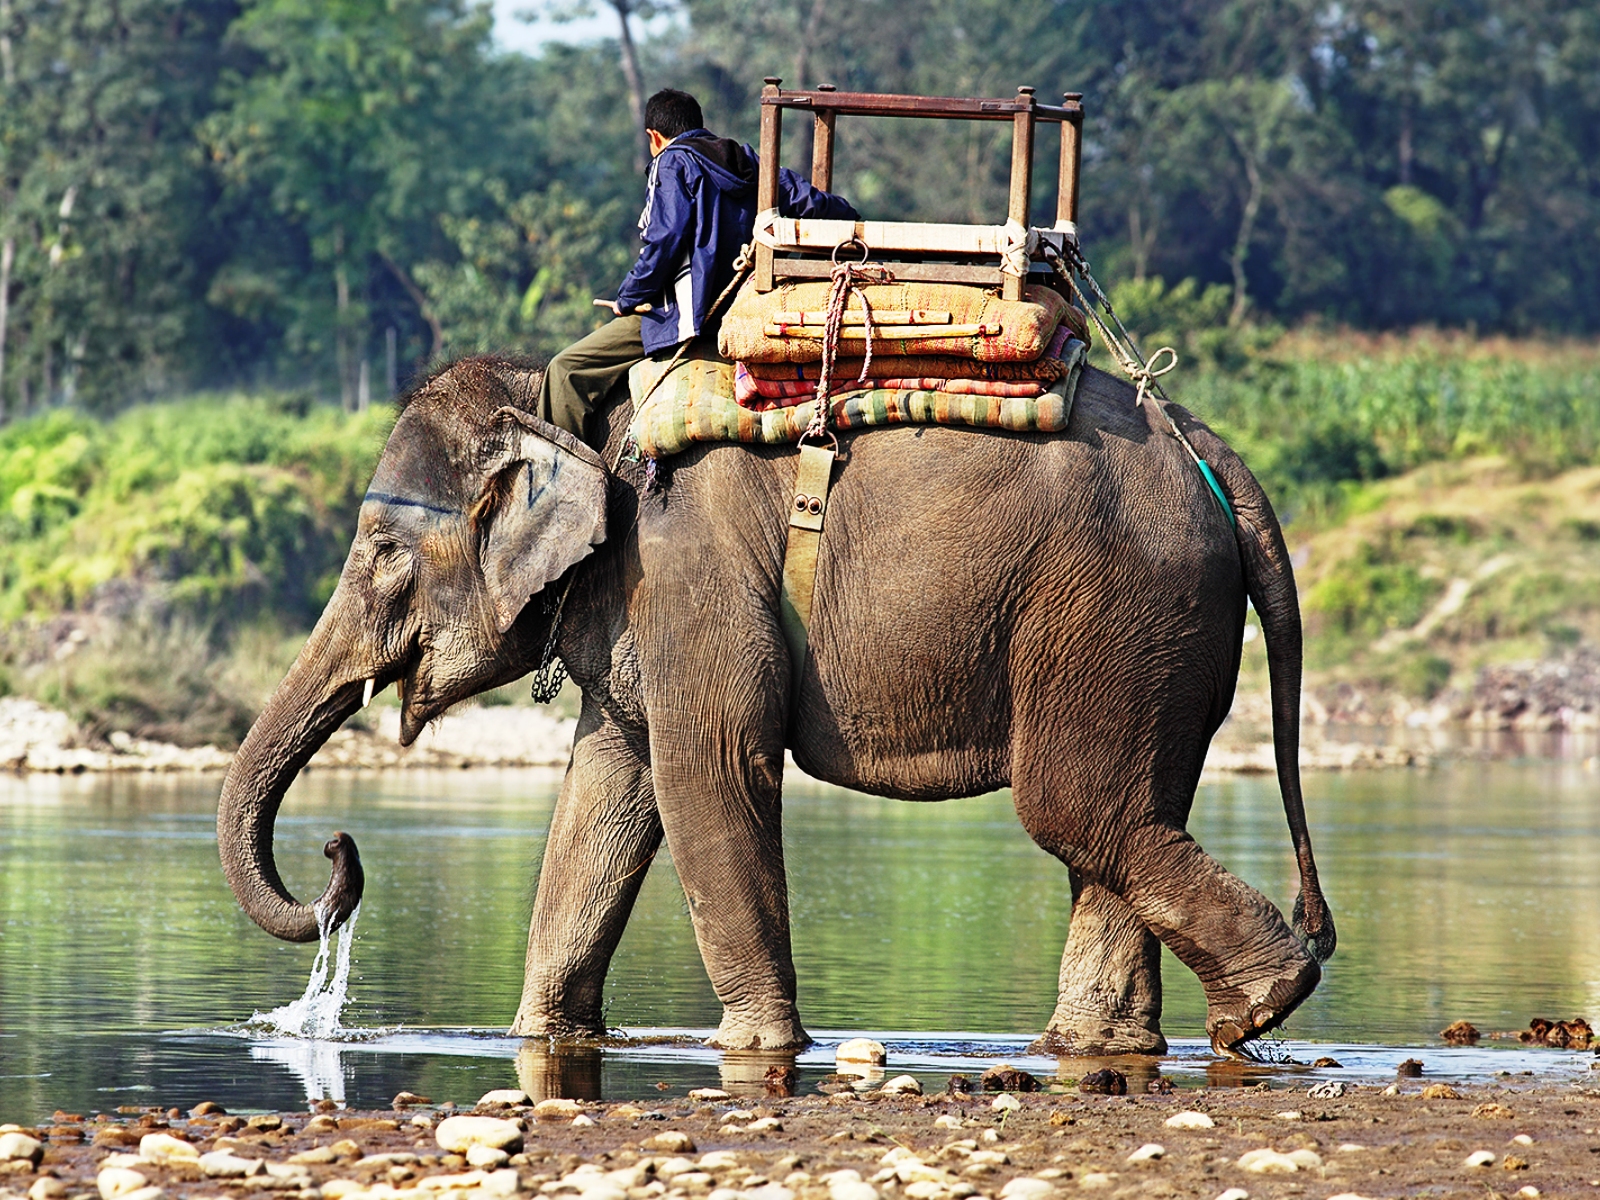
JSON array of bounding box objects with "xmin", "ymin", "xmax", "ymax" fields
[{"xmin": 252, "ymin": 903, "xmax": 361, "ymax": 1039}]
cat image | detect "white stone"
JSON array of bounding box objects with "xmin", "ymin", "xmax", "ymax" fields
[
  {"xmin": 895, "ymin": 1163, "xmax": 949, "ymax": 1186},
  {"xmin": 967, "ymin": 1152, "xmax": 1007, "ymax": 1168},
  {"xmin": 687, "ymin": 1089, "xmax": 731, "ymax": 1102},
  {"xmin": 1078, "ymin": 1176, "xmax": 1115, "ymax": 1191},
  {"xmin": 1286, "ymin": 1149, "xmax": 1322, "ymax": 1170},
  {"xmin": 98, "ymin": 1155, "xmax": 143, "ymax": 1171},
  {"xmin": 697, "ymin": 1153, "xmax": 741, "ymax": 1172},
  {"xmin": 1274, "ymin": 1111, "xmax": 1303, "ymax": 1122},
  {"xmin": 1464, "ymin": 1151, "xmax": 1495, "ymax": 1168},
  {"xmin": 879, "ymin": 1149, "xmax": 918, "ymax": 1167},
  {"xmin": 466, "ymin": 1146, "xmax": 511, "ymax": 1168},
  {"xmin": 933, "ymin": 1115, "xmax": 963, "ymax": 1130},
  {"xmin": 902, "ymin": 1184, "xmax": 942, "ymax": 1200},
  {"xmin": 534, "ymin": 1099, "xmax": 581, "ymax": 1122},
  {"xmin": 980, "ymin": 1129, "xmax": 1000, "ymax": 1144},
  {"xmin": 998, "ymin": 1179, "xmax": 1054, "ymax": 1200},
  {"xmin": 1126, "ymin": 1144, "xmax": 1165, "ymax": 1163},
  {"xmin": 1236, "ymin": 1149, "xmax": 1299, "ymax": 1174},
  {"xmin": 881, "ymin": 1076, "xmax": 923, "ymax": 1096},
  {"xmin": 320, "ymin": 1184, "xmax": 363, "ymax": 1200},
  {"xmin": 1336, "ymin": 1144, "xmax": 1366, "ymax": 1153},
  {"xmin": 415, "ymin": 1171, "xmax": 490, "ymax": 1192},
  {"xmin": 835, "ymin": 1039, "xmax": 887, "ymax": 1067},
  {"xmin": 571, "ymin": 1115, "xmax": 596, "ymax": 1128},
  {"xmin": 1518, "ymin": 1188, "xmax": 1541, "ymax": 1198},
  {"xmin": 478, "ymin": 1090, "xmax": 533, "ymax": 1108},
  {"xmin": 991, "ymin": 1095, "xmax": 1021, "ymax": 1113},
  {"xmin": 1512, "ymin": 1134, "xmax": 1534, "ymax": 1145},
  {"xmin": 673, "ymin": 1173, "xmax": 713, "ymax": 1190},
  {"xmin": 1308, "ymin": 1081, "xmax": 1347, "ymax": 1099},
  {"xmin": 1212, "ymin": 1191, "xmax": 1249, "ymax": 1200},
  {"xmin": 97, "ymin": 1170, "xmax": 150, "ymax": 1200},
  {"xmin": 654, "ymin": 1159, "xmax": 695, "ymax": 1179},
  {"xmin": 643, "ymin": 1133, "xmax": 696, "ymax": 1155},
  {"xmin": 1164, "ymin": 1111, "xmax": 1215, "ymax": 1130},
  {"xmin": 199, "ymin": 1152, "xmax": 265, "ymax": 1178},
  {"xmin": 745, "ymin": 1118, "xmax": 783, "ymax": 1134},
  {"xmin": 119, "ymin": 1189, "xmax": 165, "ymax": 1200},
  {"xmin": 0, "ymin": 1136, "xmax": 41, "ymax": 1167},
  {"xmin": 436, "ymin": 1116, "xmax": 524, "ymax": 1154},
  {"xmin": 744, "ymin": 1187, "xmax": 794, "ymax": 1200},
  {"xmin": 484, "ymin": 1170, "xmax": 522, "ymax": 1198}
]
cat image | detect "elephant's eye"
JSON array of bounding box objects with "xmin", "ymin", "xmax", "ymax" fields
[{"xmin": 370, "ymin": 538, "xmax": 410, "ymax": 573}]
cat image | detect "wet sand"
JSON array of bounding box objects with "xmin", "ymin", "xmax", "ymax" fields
[{"xmin": 9, "ymin": 1072, "xmax": 1600, "ymax": 1200}]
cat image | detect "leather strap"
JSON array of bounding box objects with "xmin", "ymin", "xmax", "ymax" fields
[{"xmin": 779, "ymin": 441, "xmax": 837, "ymax": 710}]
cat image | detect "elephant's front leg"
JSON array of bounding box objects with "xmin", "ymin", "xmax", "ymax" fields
[
  {"xmin": 511, "ymin": 702, "xmax": 660, "ymax": 1039},
  {"xmin": 1029, "ymin": 869, "xmax": 1166, "ymax": 1056},
  {"xmin": 650, "ymin": 711, "xmax": 808, "ymax": 1051}
]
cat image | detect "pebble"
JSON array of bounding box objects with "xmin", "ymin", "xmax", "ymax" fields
[
  {"xmin": 1308, "ymin": 1080, "xmax": 1347, "ymax": 1099},
  {"xmin": 97, "ymin": 1168, "xmax": 149, "ymax": 1200},
  {"xmin": 1236, "ymin": 1149, "xmax": 1299, "ymax": 1174},
  {"xmin": 434, "ymin": 1115, "xmax": 524, "ymax": 1154},
  {"xmin": 1420, "ymin": 1083, "xmax": 1461, "ymax": 1100},
  {"xmin": 745, "ymin": 1118, "xmax": 783, "ymax": 1133},
  {"xmin": 570, "ymin": 1115, "xmax": 596, "ymax": 1129},
  {"xmin": 1513, "ymin": 1133, "xmax": 1534, "ymax": 1145},
  {"xmin": 687, "ymin": 1089, "xmax": 731, "ymax": 1101},
  {"xmin": 997, "ymin": 1179, "xmax": 1055, "ymax": 1199},
  {"xmin": 534, "ymin": 1099, "xmax": 581, "ymax": 1122},
  {"xmin": 1336, "ymin": 1143, "xmax": 1367, "ymax": 1153},
  {"xmin": 478, "ymin": 1089, "xmax": 532, "ymax": 1108},
  {"xmin": 1164, "ymin": 1111, "xmax": 1215, "ymax": 1130},
  {"xmin": 1126, "ymin": 1143, "xmax": 1165, "ymax": 1162},
  {"xmin": 643, "ymin": 1132, "xmax": 696, "ymax": 1154},
  {"xmin": 932, "ymin": 1115, "xmax": 963, "ymax": 1130},
  {"xmin": 880, "ymin": 1076, "xmax": 922, "ymax": 1096},
  {"xmin": 198, "ymin": 1151, "xmax": 265, "ymax": 1178},
  {"xmin": 1213, "ymin": 1191, "xmax": 1249, "ymax": 1200},
  {"xmin": 466, "ymin": 1146, "xmax": 511, "ymax": 1168},
  {"xmin": 1465, "ymin": 1150, "xmax": 1496, "ymax": 1168},
  {"xmin": 27, "ymin": 1179, "xmax": 66, "ymax": 1200},
  {"xmin": 1274, "ymin": 1111, "xmax": 1303, "ymax": 1121},
  {"xmin": 0, "ymin": 1135, "xmax": 42, "ymax": 1167},
  {"xmin": 1519, "ymin": 1188, "xmax": 1541, "ymax": 1198},
  {"xmin": 990, "ymin": 1095, "xmax": 1021, "ymax": 1113},
  {"xmin": 835, "ymin": 1039, "xmax": 887, "ymax": 1067},
  {"xmin": 699, "ymin": 1152, "xmax": 742, "ymax": 1171},
  {"xmin": 98, "ymin": 1154, "xmax": 143, "ymax": 1170}
]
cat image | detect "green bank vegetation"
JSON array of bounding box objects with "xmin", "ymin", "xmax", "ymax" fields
[{"xmin": 3, "ymin": 327, "xmax": 1596, "ymax": 741}]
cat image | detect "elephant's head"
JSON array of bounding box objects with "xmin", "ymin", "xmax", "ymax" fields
[{"xmin": 217, "ymin": 358, "xmax": 609, "ymax": 942}]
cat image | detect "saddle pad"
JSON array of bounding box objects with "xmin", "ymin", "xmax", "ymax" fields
[
  {"xmin": 719, "ymin": 281, "xmax": 1073, "ymax": 364},
  {"xmin": 628, "ymin": 339, "xmax": 1086, "ymax": 461}
]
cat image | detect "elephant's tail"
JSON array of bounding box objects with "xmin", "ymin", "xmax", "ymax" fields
[{"xmin": 1182, "ymin": 415, "xmax": 1337, "ymax": 965}]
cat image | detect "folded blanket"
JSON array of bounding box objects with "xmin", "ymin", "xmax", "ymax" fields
[
  {"xmin": 735, "ymin": 364, "xmax": 1046, "ymax": 408},
  {"xmin": 741, "ymin": 316, "xmax": 1084, "ymax": 384},
  {"xmin": 719, "ymin": 280, "xmax": 1073, "ymax": 364},
  {"xmin": 627, "ymin": 338, "xmax": 1087, "ymax": 460}
]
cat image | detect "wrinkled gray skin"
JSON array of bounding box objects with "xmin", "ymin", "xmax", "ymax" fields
[{"xmin": 217, "ymin": 354, "xmax": 1335, "ymax": 1057}]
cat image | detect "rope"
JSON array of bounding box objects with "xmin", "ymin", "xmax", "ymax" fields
[
  {"xmin": 807, "ymin": 240, "xmax": 893, "ymax": 443},
  {"xmin": 1039, "ymin": 240, "xmax": 1236, "ymax": 527},
  {"xmin": 1000, "ymin": 219, "xmax": 1038, "ymax": 280}
]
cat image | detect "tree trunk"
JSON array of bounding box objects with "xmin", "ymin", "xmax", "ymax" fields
[
  {"xmin": 1227, "ymin": 144, "xmax": 1262, "ymax": 328},
  {"xmin": 380, "ymin": 252, "xmax": 444, "ymax": 362},
  {"xmin": 611, "ymin": 0, "xmax": 649, "ymax": 177},
  {"xmin": 334, "ymin": 224, "xmax": 354, "ymax": 411},
  {"xmin": 0, "ymin": 236, "xmax": 12, "ymax": 424}
]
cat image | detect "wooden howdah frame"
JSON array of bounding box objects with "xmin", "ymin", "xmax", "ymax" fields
[{"xmin": 754, "ymin": 80, "xmax": 1084, "ymax": 302}]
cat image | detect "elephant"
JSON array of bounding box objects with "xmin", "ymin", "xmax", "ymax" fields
[{"xmin": 216, "ymin": 352, "xmax": 1335, "ymax": 1058}]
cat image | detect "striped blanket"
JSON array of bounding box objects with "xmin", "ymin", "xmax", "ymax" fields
[
  {"xmin": 627, "ymin": 338, "xmax": 1086, "ymax": 460},
  {"xmin": 718, "ymin": 281, "xmax": 1075, "ymax": 365}
]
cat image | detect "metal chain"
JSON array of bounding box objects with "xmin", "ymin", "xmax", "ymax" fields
[{"xmin": 528, "ymin": 585, "xmax": 569, "ymax": 703}]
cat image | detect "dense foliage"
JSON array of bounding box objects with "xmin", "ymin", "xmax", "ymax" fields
[{"xmin": 1, "ymin": 0, "xmax": 1597, "ymax": 414}]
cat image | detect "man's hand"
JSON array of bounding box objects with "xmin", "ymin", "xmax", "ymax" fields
[{"xmin": 593, "ymin": 299, "xmax": 652, "ymax": 315}]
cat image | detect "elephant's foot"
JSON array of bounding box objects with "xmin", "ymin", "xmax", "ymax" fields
[
  {"xmin": 1028, "ymin": 1016, "xmax": 1166, "ymax": 1058},
  {"xmin": 508, "ymin": 1004, "xmax": 608, "ymax": 1042},
  {"xmin": 1204, "ymin": 949, "xmax": 1320, "ymax": 1058},
  {"xmin": 705, "ymin": 1006, "xmax": 811, "ymax": 1052}
]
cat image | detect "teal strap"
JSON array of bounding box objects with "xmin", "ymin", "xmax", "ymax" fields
[{"xmin": 1196, "ymin": 459, "xmax": 1236, "ymax": 527}]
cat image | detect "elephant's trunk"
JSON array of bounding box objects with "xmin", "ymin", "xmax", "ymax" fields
[{"xmin": 217, "ymin": 586, "xmax": 370, "ymax": 942}]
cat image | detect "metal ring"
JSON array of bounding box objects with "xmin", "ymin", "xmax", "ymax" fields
[
  {"xmin": 830, "ymin": 237, "xmax": 870, "ymax": 267},
  {"xmin": 798, "ymin": 429, "xmax": 840, "ymax": 454}
]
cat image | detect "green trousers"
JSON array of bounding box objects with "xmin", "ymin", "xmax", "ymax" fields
[{"xmin": 537, "ymin": 315, "xmax": 645, "ymax": 444}]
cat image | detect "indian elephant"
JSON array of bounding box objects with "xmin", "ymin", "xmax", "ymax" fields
[{"xmin": 216, "ymin": 354, "xmax": 1334, "ymax": 1057}]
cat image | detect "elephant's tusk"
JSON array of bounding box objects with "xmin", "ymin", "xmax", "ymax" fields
[{"xmin": 361, "ymin": 678, "xmax": 375, "ymax": 708}]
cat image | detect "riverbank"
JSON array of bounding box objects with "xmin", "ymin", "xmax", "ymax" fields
[{"xmin": 5, "ymin": 1068, "xmax": 1598, "ymax": 1200}]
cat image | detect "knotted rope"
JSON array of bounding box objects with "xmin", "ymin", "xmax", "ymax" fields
[
  {"xmin": 1038, "ymin": 240, "xmax": 1235, "ymax": 526},
  {"xmin": 805, "ymin": 239, "xmax": 893, "ymax": 443}
]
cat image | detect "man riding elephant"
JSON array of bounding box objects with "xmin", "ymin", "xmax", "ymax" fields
[{"xmin": 537, "ymin": 88, "xmax": 859, "ymax": 446}]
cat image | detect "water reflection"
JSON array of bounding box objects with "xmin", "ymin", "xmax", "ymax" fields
[{"xmin": 3, "ymin": 762, "xmax": 1600, "ymax": 1119}]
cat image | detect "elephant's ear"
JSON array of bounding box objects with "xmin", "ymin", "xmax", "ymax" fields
[{"xmin": 475, "ymin": 407, "xmax": 608, "ymax": 634}]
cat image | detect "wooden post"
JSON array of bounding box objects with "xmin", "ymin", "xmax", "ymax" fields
[
  {"xmin": 1004, "ymin": 86, "xmax": 1036, "ymax": 301},
  {"xmin": 812, "ymin": 84, "xmax": 836, "ymax": 192},
  {"xmin": 755, "ymin": 77, "xmax": 783, "ymax": 292},
  {"xmin": 1058, "ymin": 93, "xmax": 1083, "ymax": 230}
]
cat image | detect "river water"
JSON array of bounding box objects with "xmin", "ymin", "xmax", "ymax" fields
[{"xmin": 2, "ymin": 760, "xmax": 1599, "ymax": 1119}]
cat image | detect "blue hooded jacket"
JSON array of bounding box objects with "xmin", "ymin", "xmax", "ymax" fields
[{"xmin": 614, "ymin": 129, "xmax": 860, "ymax": 353}]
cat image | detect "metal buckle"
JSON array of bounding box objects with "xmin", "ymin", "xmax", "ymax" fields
[
  {"xmin": 798, "ymin": 428, "xmax": 840, "ymax": 454},
  {"xmin": 830, "ymin": 237, "xmax": 870, "ymax": 267}
]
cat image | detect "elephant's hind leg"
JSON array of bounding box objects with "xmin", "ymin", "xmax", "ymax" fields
[
  {"xmin": 511, "ymin": 704, "xmax": 660, "ymax": 1040},
  {"xmin": 1029, "ymin": 869, "xmax": 1165, "ymax": 1056}
]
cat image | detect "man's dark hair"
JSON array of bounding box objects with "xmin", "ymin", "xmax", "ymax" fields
[{"xmin": 644, "ymin": 89, "xmax": 704, "ymax": 140}]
